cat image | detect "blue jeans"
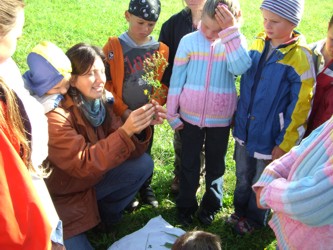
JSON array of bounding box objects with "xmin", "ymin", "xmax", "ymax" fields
[
  {"xmin": 95, "ymin": 153, "xmax": 153, "ymax": 225},
  {"xmin": 233, "ymin": 142, "xmax": 269, "ymax": 226},
  {"xmin": 64, "ymin": 233, "xmax": 94, "ymax": 250},
  {"xmin": 177, "ymin": 121, "xmax": 229, "ymax": 213},
  {"xmin": 64, "ymin": 153, "xmax": 153, "ymax": 249}
]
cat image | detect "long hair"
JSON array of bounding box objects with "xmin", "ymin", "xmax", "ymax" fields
[
  {"xmin": 0, "ymin": 0, "xmax": 25, "ymax": 37},
  {"xmin": 0, "ymin": 78, "xmax": 33, "ymax": 171},
  {"xmin": 329, "ymin": 15, "xmax": 333, "ymax": 29}
]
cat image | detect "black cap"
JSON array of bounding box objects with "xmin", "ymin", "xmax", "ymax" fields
[{"xmin": 128, "ymin": 0, "xmax": 161, "ymax": 22}]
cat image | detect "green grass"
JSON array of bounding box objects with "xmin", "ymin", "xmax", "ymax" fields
[{"xmin": 15, "ymin": 0, "xmax": 331, "ymax": 249}]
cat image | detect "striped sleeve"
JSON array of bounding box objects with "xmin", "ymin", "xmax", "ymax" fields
[
  {"xmin": 219, "ymin": 26, "xmax": 251, "ymax": 75},
  {"xmin": 166, "ymin": 37, "xmax": 190, "ymax": 130},
  {"xmin": 254, "ymin": 119, "xmax": 333, "ymax": 227}
]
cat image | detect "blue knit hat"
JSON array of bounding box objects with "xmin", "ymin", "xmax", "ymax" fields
[
  {"xmin": 23, "ymin": 41, "xmax": 72, "ymax": 97},
  {"xmin": 260, "ymin": 0, "xmax": 304, "ymax": 26},
  {"xmin": 128, "ymin": 0, "xmax": 161, "ymax": 22}
]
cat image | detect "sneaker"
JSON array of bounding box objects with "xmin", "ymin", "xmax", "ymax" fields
[
  {"xmin": 171, "ymin": 176, "xmax": 179, "ymax": 194},
  {"xmin": 177, "ymin": 205, "xmax": 198, "ymax": 227},
  {"xmin": 226, "ymin": 213, "xmax": 243, "ymax": 226},
  {"xmin": 178, "ymin": 211, "xmax": 194, "ymax": 227},
  {"xmin": 233, "ymin": 219, "xmax": 259, "ymax": 235},
  {"xmin": 140, "ymin": 185, "xmax": 158, "ymax": 208},
  {"xmin": 197, "ymin": 207, "xmax": 217, "ymax": 226},
  {"xmin": 125, "ymin": 199, "xmax": 139, "ymax": 213}
]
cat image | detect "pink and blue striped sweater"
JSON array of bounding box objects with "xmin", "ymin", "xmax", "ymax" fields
[
  {"xmin": 166, "ymin": 25, "xmax": 251, "ymax": 129},
  {"xmin": 253, "ymin": 116, "xmax": 333, "ymax": 250}
]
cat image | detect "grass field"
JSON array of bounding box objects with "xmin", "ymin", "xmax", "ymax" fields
[{"xmin": 15, "ymin": 0, "xmax": 332, "ymax": 249}]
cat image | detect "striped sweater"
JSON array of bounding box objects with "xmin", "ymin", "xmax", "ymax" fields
[
  {"xmin": 166, "ymin": 25, "xmax": 251, "ymax": 129},
  {"xmin": 253, "ymin": 116, "xmax": 333, "ymax": 249}
]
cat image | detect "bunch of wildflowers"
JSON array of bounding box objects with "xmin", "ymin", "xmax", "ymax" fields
[{"xmin": 142, "ymin": 51, "xmax": 168, "ymax": 101}]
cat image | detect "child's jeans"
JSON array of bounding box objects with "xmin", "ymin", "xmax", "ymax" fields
[
  {"xmin": 176, "ymin": 120, "xmax": 230, "ymax": 213},
  {"xmin": 233, "ymin": 142, "xmax": 270, "ymax": 226}
]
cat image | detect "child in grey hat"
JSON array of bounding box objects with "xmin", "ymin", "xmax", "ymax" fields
[{"xmin": 230, "ymin": 0, "xmax": 316, "ymax": 235}]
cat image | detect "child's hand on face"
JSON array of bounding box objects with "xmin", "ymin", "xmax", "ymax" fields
[{"xmin": 215, "ymin": 4, "xmax": 236, "ymax": 30}]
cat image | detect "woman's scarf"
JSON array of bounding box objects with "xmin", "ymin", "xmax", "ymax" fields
[{"xmin": 79, "ymin": 93, "xmax": 106, "ymax": 127}]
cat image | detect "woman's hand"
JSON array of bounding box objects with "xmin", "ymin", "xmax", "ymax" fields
[
  {"xmin": 150, "ymin": 99, "xmax": 167, "ymax": 125},
  {"xmin": 121, "ymin": 103, "xmax": 156, "ymax": 137},
  {"xmin": 215, "ymin": 4, "xmax": 238, "ymax": 30}
]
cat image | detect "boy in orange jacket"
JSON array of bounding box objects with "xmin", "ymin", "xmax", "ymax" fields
[{"xmin": 103, "ymin": 0, "xmax": 169, "ymax": 208}]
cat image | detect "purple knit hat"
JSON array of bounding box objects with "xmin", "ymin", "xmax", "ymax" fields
[
  {"xmin": 261, "ymin": 0, "xmax": 304, "ymax": 26},
  {"xmin": 128, "ymin": 0, "xmax": 161, "ymax": 22}
]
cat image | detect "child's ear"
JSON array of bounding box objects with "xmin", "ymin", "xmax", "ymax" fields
[
  {"xmin": 125, "ymin": 10, "xmax": 130, "ymax": 21},
  {"xmin": 236, "ymin": 10, "xmax": 242, "ymax": 20}
]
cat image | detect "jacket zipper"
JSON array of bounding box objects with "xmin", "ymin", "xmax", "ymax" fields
[{"xmin": 200, "ymin": 43, "xmax": 214, "ymax": 127}]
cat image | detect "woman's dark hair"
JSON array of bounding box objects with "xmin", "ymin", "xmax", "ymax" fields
[
  {"xmin": 66, "ymin": 43, "xmax": 105, "ymax": 76},
  {"xmin": 329, "ymin": 15, "xmax": 333, "ymax": 29}
]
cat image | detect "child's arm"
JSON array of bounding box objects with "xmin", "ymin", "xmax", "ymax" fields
[
  {"xmin": 215, "ymin": 5, "xmax": 251, "ymax": 75},
  {"xmin": 275, "ymin": 49, "xmax": 315, "ymax": 153},
  {"xmin": 166, "ymin": 39, "xmax": 189, "ymax": 130},
  {"xmin": 254, "ymin": 160, "xmax": 333, "ymax": 227},
  {"xmin": 253, "ymin": 123, "xmax": 333, "ymax": 227},
  {"xmin": 103, "ymin": 38, "xmax": 129, "ymax": 117}
]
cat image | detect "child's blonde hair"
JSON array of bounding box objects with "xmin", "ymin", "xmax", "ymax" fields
[
  {"xmin": 0, "ymin": 0, "xmax": 24, "ymax": 37},
  {"xmin": 172, "ymin": 230, "xmax": 222, "ymax": 250},
  {"xmin": 203, "ymin": 0, "xmax": 241, "ymax": 22}
]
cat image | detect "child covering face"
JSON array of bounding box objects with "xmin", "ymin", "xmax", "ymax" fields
[{"xmin": 166, "ymin": 0, "xmax": 251, "ymax": 226}]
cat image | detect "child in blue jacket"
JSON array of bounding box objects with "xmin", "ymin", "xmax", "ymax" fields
[{"xmin": 230, "ymin": 0, "xmax": 315, "ymax": 235}]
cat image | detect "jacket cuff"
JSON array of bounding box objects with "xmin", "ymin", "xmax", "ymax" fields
[{"xmin": 219, "ymin": 26, "xmax": 240, "ymax": 43}]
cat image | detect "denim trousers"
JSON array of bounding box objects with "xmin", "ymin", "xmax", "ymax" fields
[
  {"xmin": 64, "ymin": 233, "xmax": 94, "ymax": 250},
  {"xmin": 233, "ymin": 142, "xmax": 270, "ymax": 226},
  {"xmin": 177, "ymin": 121, "xmax": 230, "ymax": 213},
  {"xmin": 64, "ymin": 153, "xmax": 153, "ymax": 250}
]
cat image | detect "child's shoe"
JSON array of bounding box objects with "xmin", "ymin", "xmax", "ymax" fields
[
  {"xmin": 233, "ymin": 218, "xmax": 260, "ymax": 235},
  {"xmin": 170, "ymin": 176, "xmax": 180, "ymax": 194},
  {"xmin": 124, "ymin": 199, "xmax": 139, "ymax": 213},
  {"xmin": 177, "ymin": 205, "xmax": 198, "ymax": 227},
  {"xmin": 197, "ymin": 207, "xmax": 217, "ymax": 226},
  {"xmin": 226, "ymin": 213, "xmax": 243, "ymax": 226},
  {"xmin": 140, "ymin": 185, "xmax": 158, "ymax": 208}
]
